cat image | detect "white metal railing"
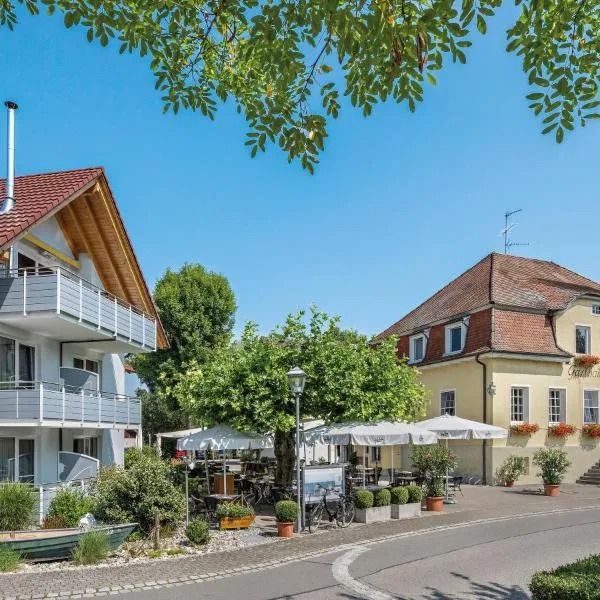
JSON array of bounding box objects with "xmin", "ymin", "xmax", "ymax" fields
[
  {"xmin": 0, "ymin": 266, "xmax": 156, "ymax": 350},
  {"xmin": 0, "ymin": 381, "xmax": 141, "ymax": 426}
]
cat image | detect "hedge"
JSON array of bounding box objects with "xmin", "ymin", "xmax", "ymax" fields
[
  {"xmin": 390, "ymin": 487, "xmax": 409, "ymax": 505},
  {"xmin": 353, "ymin": 489, "xmax": 374, "ymax": 509},
  {"xmin": 530, "ymin": 554, "xmax": 600, "ymax": 599},
  {"xmin": 373, "ymin": 488, "xmax": 391, "ymax": 507}
]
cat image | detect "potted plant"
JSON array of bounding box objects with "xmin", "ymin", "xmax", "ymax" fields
[
  {"xmin": 510, "ymin": 423, "xmax": 540, "ymax": 435},
  {"xmin": 390, "ymin": 486, "xmax": 421, "ymax": 519},
  {"xmin": 216, "ymin": 503, "xmax": 255, "ymax": 530},
  {"xmin": 353, "ymin": 488, "xmax": 391, "ymax": 523},
  {"xmin": 411, "ymin": 445, "xmax": 457, "ymax": 512},
  {"xmin": 532, "ymin": 447, "xmax": 571, "ymax": 497},
  {"xmin": 274, "ymin": 500, "xmax": 298, "ymax": 538},
  {"xmin": 548, "ymin": 423, "xmax": 577, "ymax": 438},
  {"xmin": 582, "ymin": 424, "xmax": 600, "ymax": 438},
  {"xmin": 574, "ymin": 355, "xmax": 600, "ymax": 368},
  {"xmin": 495, "ymin": 455, "xmax": 527, "ymax": 487}
]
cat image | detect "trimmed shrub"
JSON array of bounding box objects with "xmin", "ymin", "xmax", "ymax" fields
[
  {"xmin": 275, "ymin": 500, "xmax": 298, "ymax": 523},
  {"xmin": 185, "ymin": 519, "xmax": 210, "ymax": 546},
  {"xmin": 373, "ymin": 488, "xmax": 391, "ymax": 507},
  {"xmin": 0, "ymin": 483, "xmax": 36, "ymax": 531},
  {"xmin": 47, "ymin": 488, "xmax": 95, "ymax": 528},
  {"xmin": 407, "ymin": 485, "xmax": 423, "ymax": 504},
  {"xmin": 495, "ymin": 455, "xmax": 528, "ymax": 485},
  {"xmin": 92, "ymin": 450, "xmax": 185, "ymax": 534},
  {"xmin": 353, "ymin": 489, "xmax": 374, "ymax": 509},
  {"xmin": 533, "ymin": 448, "xmax": 571, "ymax": 486},
  {"xmin": 530, "ymin": 554, "xmax": 600, "ymax": 599},
  {"xmin": 72, "ymin": 530, "xmax": 109, "ymax": 565},
  {"xmin": 215, "ymin": 504, "xmax": 255, "ymax": 519},
  {"xmin": 390, "ymin": 487, "xmax": 409, "ymax": 505},
  {"xmin": 0, "ymin": 548, "xmax": 20, "ymax": 572}
]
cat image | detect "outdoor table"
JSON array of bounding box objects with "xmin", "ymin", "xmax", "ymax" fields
[
  {"xmin": 394, "ymin": 475, "xmax": 417, "ymax": 486},
  {"xmin": 207, "ymin": 493, "xmax": 241, "ymax": 504}
]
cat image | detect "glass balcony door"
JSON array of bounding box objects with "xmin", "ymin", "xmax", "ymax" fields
[{"xmin": 0, "ymin": 437, "xmax": 34, "ymax": 483}]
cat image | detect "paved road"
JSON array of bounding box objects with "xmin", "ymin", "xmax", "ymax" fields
[{"xmin": 143, "ymin": 507, "xmax": 600, "ymax": 599}]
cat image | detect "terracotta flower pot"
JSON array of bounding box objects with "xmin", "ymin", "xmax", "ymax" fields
[
  {"xmin": 277, "ymin": 522, "xmax": 294, "ymax": 538},
  {"xmin": 426, "ymin": 496, "xmax": 444, "ymax": 512},
  {"xmin": 505, "ymin": 480, "xmax": 515, "ymax": 488},
  {"xmin": 544, "ymin": 484, "xmax": 560, "ymax": 497}
]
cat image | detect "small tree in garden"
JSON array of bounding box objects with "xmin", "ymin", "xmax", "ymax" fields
[
  {"xmin": 495, "ymin": 456, "xmax": 528, "ymax": 486},
  {"xmin": 533, "ymin": 448, "xmax": 571, "ymax": 486},
  {"xmin": 411, "ymin": 445, "xmax": 457, "ymax": 499},
  {"xmin": 92, "ymin": 449, "xmax": 185, "ymax": 534},
  {"xmin": 0, "ymin": 483, "xmax": 36, "ymax": 533}
]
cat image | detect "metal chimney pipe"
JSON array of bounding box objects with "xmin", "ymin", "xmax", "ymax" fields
[{"xmin": 0, "ymin": 101, "xmax": 18, "ymax": 215}]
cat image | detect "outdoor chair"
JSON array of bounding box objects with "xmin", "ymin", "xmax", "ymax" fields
[
  {"xmin": 203, "ymin": 495, "xmax": 219, "ymax": 523},
  {"xmin": 452, "ymin": 476, "xmax": 463, "ymax": 495}
]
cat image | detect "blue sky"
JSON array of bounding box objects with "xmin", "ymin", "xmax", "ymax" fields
[{"xmin": 0, "ymin": 6, "xmax": 598, "ymax": 339}]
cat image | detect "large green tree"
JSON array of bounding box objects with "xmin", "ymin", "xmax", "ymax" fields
[
  {"xmin": 2, "ymin": 1, "xmax": 597, "ymax": 171},
  {"xmin": 174, "ymin": 308, "xmax": 428, "ymax": 486},
  {"xmin": 130, "ymin": 263, "xmax": 236, "ymax": 437}
]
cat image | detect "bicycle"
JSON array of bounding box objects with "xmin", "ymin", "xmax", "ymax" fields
[{"xmin": 306, "ymin": 485, "xmax": 355, "ymax": 532}]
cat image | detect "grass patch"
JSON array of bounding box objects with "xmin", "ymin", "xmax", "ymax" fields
[
  {"xmin": 530, "ymin": 554, "xmax": 600, "ymax": 599},
  {"xmin": 0, "ymin": 548, "xmax": 20, "ymax": 572},
  {"xmin": 72, "ymin": 530, "xmax": 109, "ymax": 565}
]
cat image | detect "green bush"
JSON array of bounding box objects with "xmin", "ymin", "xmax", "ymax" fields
[
  {"xmin": 0, "ymin": 483, "xmax": 36, "ymax": 531},
  {"xmin": 0, "ymin": 547, "xmax": 20, "ymax": 572},
  {"xmin": 411, "ymin": 445, "xmax": 457, "ymax": 499},
  {"xmin": 495, "ymin": 455, "xmax": 528, "ymax": 485},
  {"xmin": 47, "ymin": 488, "xmax": 95, "ymax": 528},
  {"xmin": 373, "ymin": 488, "xmax": 391, "ymax": 507},
  {"xmin": 275, "ymin": 500, "xmax": 299, "ymax": 523},
  {"xmin": 407, "ymin": 485, "xmax": 423, "ymax": 504},
  {"xmin": 353, "ymin": 489, "xmax": 374, "ymax": 509},
  {"xmin": 533, "ymin": 448, "xmax": 571, "ymax": 486},
  {"xmin": 215, "ymin": 504, "xmax": 255, "ymax": 519},
  {"xmin": 530, "ymin": 554, "xmax": 600, "ymax": 599},
  {"xmin": 92, "ymin": 450, "xmax": 185, "ymax": 534},
  {"xmin": 390, "ymin": 487, "xmax": 409, "ymax": 505},
  {"xmin": 72, "ymin": 530, "xmax": 109, "ymax": 565},
  {"xmin": 185, "ymin": 519, "xmax": 210, "ymax": 546}
]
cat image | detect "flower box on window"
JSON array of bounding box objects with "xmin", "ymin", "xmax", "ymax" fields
[
  {"xmin": 582, "ymin": 424, "xmax": 600, "ymax": 438},
  {"xmin": 574, "ymin": 355, "xmax": 600, "ymax": 368},
  {"xmin": 510, "ymin": 423, "xmax": 540, "ymax": 435},
  {"xmin": 548, "ymin": 423, "xmax": 577, "ymax": 437}
]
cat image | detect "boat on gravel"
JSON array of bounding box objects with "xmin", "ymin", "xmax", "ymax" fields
[{"xmin": 0, "ymin": 523, "xmax": 137, "ymax": 561}]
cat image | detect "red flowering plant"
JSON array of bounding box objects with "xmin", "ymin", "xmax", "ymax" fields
[
  {"xmin": 574, "ymin": 355, "xmax": 600, "ymax": 368},
  {"xmin": 582, "ymin": 424, "xmax": 600, "ymax": 438},
  {"xmin": 548, "ymin": 423, "xmax": 577, "ymax": 437},
  {"xmin": 510, "ymin": 423, "xmax": 540, "ymax": 435}
]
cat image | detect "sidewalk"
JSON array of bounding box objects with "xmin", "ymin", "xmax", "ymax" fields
[{"xmin": 1, "ymin": 484, "xmax": 599, "ymax": 599}]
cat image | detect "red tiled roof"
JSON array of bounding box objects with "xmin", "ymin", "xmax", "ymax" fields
[
  {"xmin": 378, "ymin": 253, "xmax": 600, "ymax": 338},
  {"xmin": 0, "ymin": 167, "xmax": 103, "ymax": 247}
]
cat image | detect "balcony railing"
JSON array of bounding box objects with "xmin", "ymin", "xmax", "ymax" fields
[
  {"xmin": 0, "ymin": 267, "xmax": 156, "ymax": 350},
  {"xmin": 0, "ymin": 381, "xmax": 141, "ymax": 426}
]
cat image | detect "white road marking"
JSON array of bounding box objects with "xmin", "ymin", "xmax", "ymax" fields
[{"xmin": 332, "ymin": 546, "xmax": 395, "ymax": 600}]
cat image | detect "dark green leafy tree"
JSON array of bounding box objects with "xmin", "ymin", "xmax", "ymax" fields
[
  {"xmin": 129, "ymin": 263, "xmax": 236, "ymax": 438},
  {"xmin": 174, "ymin": 307, "xmax": 428, "ymax": 486},
  {"xmin": 1, "ymin": 1, "xmax": 597, "ymax": 171}
]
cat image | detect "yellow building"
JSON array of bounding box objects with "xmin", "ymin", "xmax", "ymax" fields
[{"xmin": 377, "ymin": 253, "xmax": 600, "ymax": 485}]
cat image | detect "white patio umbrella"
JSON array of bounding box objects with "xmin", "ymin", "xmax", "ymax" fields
[
  {"xmin": 415, "ymin": 414, "xmax": 508, "ymax": 503},
  {"xmin": 304, "ymin": 421, "xmax": 438, "ymax": 487},
  {"xmin": 177, "ymin": 425, "xmax": 274, "ymax": 495}
]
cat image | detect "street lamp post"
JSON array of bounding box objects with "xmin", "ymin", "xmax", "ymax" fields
[
  {"xmin": 182, "ymin": 455, "xmax": 196, "ymax": 526},
  {"xmin": 287, "ymin": 366, "xmax": 307, "ymax": 532}
]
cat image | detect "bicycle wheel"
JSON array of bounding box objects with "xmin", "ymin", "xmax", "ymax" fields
[
  {"xmin": 307, "ymin": 501, "xmax": 325, "ymax": 533},
  {"xmin": 335, "ymin": 496, "xmax": 355, "ymax": 528}
]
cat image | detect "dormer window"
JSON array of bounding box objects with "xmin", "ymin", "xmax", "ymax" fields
[
  {"xmin": 409, "ymin": 333, "xmax": 426, "ymax": 363},
  {"xmin": 445, "ymin": 322, "xmax": 466, "ymax": 355}
]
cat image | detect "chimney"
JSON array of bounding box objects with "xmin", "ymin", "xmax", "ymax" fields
[{"xmin": 0, "ymin": 101, "xmax": 18, "ymax": 215}]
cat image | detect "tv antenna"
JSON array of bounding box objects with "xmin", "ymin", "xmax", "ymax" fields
[{"xmin": 501, "ymin": 209, "xmax": 529, "ymax": 254}]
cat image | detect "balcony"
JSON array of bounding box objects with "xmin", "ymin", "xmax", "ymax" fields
[
  {"xmin": 0, "ymin": 267, "xmax": 156, "ymax": 352},
  {"xmin": 0, "ymin": 381, "xmax": 141, "ymax": 428}
]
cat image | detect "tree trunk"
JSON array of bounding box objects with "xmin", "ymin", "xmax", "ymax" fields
[{"xmin": 274, "ymin": 429, "xmax": 296, "ymax": 488}]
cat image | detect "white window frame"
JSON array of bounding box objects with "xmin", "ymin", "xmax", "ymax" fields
[
  {"xmin": 548, "ymin": 387, "xmax": 567, "ymax": 424},
  {"xmin": 0, "ymin": 333, "xmax": 38, "ymax": 388},
  {"xmin": 444, "ymin": 322, "xmax": 466, "ymax": 355},
  {"xmin": 592, "ymin": 304, "xmax": 600, "ymax": 316},
  {"xmin": 583, "ymin": 388, "xmax": 600, "ymax": 425},
  {"xmin": 510, "ymin": 385, "xmax": 530, "ymax": 424},
  {"xmin": 575, "ymin": 324, "xmax": 592, "ymax": 355},
  {"xmin": 440, "ymin": 389, "xmax": 456, "ymax": 416},
  {"xmin": 73, "ymin": 436, "xmax": 99, "ymax": 459},
  {"xmin": 409, "ymin": 333, "xmax": 426, "ymax": 364}
]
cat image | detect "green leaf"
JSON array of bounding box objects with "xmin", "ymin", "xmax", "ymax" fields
[
  {"xmin": 426, "ymin": 73, "xmax": 437, "ymax": 86},
  {"xmin": 477, "ymin": 14, "xmax": 487, "ymax": 34},
  {"xmin": 555, "ymin": 127, "xmax": 563, "ymax": 143}
]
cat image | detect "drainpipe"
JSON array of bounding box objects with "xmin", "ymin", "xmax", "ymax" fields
[
  {"xmin": 0, "ymin": 101, "xmax": 18, "ymax": 215},
  {"xmin": 475, "ymin": 353, "xmax": 488, "ymax": 485}
]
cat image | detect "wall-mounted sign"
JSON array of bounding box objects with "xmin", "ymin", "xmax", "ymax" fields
[{"xmin": 568, "ymin": 363, "xmax": 600, "ymax": 380}]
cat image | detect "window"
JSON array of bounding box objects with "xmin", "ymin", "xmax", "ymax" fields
[
  {"xmin": 17, "ymin": 253, "xmax": 36, "ymax": 276},
  {"xmin": 445, "ymin": 322, "xmax": 466, "ymax": 355},
  {"xmin": 511, "ymin": 386, "xmax": 529, "ymax": 423},
  {"xmin": 0, "ymin": 438, "xmax": 34, "ymax": 483},
  {"xmin": 370, "ymin": 446, "xmax": 381, "ymax": 463},
  {"xmin": 18, "ymin": 344, "xmax": 35, "ymax": 385},
  {"xmin": 73, "ymin": 358, "xmax": 99, "ymax": 374},
  {"xmin": 409, "ymin": 334, "xmax": 426, "ymax": 363},
  {"xmin": 593, "ymin": 305, "xmax": 600, "ymax": 316},
  {"xmin": 576, "ymin": 325, "xmax": 591, "ymax": 354},
  {"xmin": 0, "ymin": 337, "xmax": 15, "ymax": 388},
  {"xmin": 584, "ymin": 390, "xmax": 599, "ymax": 424},
  {"xmin": 73, "ymin": 437, "xmax": 98, "ymax": 459},
  {"xmin": 440, "ymin": 390, "xmax": 456, "ymax": 416},
  {"xmin": 17, "ymin": 439, "xmax": 34, "ymax": 483},
  {"xmin": 548, "ymin": 389, "xmax": 566, "ymax": 423}
]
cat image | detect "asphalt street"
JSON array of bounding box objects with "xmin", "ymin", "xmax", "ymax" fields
[{"xmin": 140, "ymin": 507, "xmax": 600, "ymax": 599}]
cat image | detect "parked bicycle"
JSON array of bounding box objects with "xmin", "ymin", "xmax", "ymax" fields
[{"xmin": 306, "ymin": 485, "xmax": 355, "ymax": 532}]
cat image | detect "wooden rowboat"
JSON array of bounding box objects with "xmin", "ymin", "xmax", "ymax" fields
[{"xmin": 0, "ymin": 523, "xmax": 137, "ymax": 562}]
